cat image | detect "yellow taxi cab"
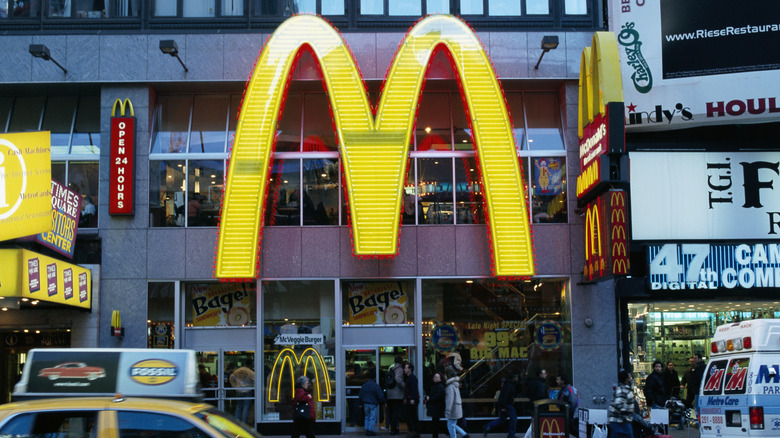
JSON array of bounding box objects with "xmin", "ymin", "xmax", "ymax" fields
[
  {"xmin": 0, "ymin": 395, "xmax": 261, "ymax": 437},
  {"xmin": 2, "ymin": 348, "xmax": 260, "ymax": 438}
]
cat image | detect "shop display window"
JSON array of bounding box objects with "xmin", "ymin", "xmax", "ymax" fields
[
  {"xmin": 184, "ymin": 282, "xmax": 257, "ymax": 327},
  {"xmin": 262, "ymin": 281, "xmax": 336, "ymax": 421},
  {"xmin": 342, "ymin": 280, "xmax": 415, "ymax": 325},
  {"xmin": 147, "ymin": 282, "xmax": 175, "ymax": 349},
  {"xmin": 421, "ymin": 279, "xmax": 572, "ymax": 418},
  {"xmin": 522, "ymin": 157, "xmax": 567, "ymax": 223}
]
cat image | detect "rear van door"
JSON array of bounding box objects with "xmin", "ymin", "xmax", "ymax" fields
[{"xmin": 700, "ymin": 358, "xmax": 751, "ymax": 437}]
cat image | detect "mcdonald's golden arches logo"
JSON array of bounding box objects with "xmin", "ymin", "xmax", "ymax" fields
[
  {"xmin": 268, "ymin": 348, "xmax": 331, "ymax": 402},
  {"xmin": 215, "ymin": 14, "xmax": 534, "ymax": 280},
  {"xmin": 583, "ymin": 190, "xmax": 630, "ymax": 280},
  {"xmin": 111, "ymin": 98, "xmax": 135, "ymax": 117},
  {"xmin": 538, "ymin": 417, "xmax": 566, "ymax": 438}
]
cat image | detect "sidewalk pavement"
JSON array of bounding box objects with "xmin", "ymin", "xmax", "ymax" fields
[{"xmin": 262, "ymin": 425, "xmax": 700, "ymax": 438}]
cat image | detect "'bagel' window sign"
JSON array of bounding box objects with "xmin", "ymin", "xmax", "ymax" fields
[
  {"xmin": 109, "ymin": 99, "xmax": 135, "ymax": 215},
  {"xmin": 215, "ymin": 14, "xmax": 535, "ymax": 280}
]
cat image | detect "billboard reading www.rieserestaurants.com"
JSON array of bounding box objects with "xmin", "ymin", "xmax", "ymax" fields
[{"xmin": 660, "ymin": 0, "xmax": 780, "ymax": 79}]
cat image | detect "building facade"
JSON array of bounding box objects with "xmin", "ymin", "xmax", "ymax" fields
[{"xmin": 0, "ymin": 1, "xmax": 618, "ymax": 434}]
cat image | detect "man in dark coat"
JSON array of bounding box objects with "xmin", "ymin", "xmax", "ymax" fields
[
  {"xmin": 359, "ymin": 375, "xmax": 386, "ymax": 436},
  {"xmin": 483, "ymin": 373, "xmax": 519, "ymax": 438},
  {"xmin": 403, "ymin": 362, "xmax": 421, "ymax": 438},
  {"xmin": 644, "ymin": 360, "xmax": 666, "ymax": 408},
  {"xmin": 527, "ymin": 368, "xmax": 548, "ymax": 402}
]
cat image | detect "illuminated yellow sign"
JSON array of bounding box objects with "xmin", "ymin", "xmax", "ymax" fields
[
  {"xmin": 268, "ymin": 347, "xmax": 331, "ymax": 402},
  {"xmin": 216, "ymin": 14, "xmax": 534, "ymax": 279},
  {"xmin": 0, "ymin": 249, "xmax": 92, "ymax": 309},
  {"xmin": 578, "ymin": 32, "xmax": 623, "ymax": 138},
  {"xmin": 0, "ymin": 132, "xmax": 52, "ymax": 241}
]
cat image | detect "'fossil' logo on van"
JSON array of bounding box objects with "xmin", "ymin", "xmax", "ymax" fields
[{"xmin": 129, "ymin": 359, "xmax": 178, "ymax": 385}]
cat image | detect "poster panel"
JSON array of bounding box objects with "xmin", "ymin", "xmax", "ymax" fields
[{"xmin": 610, "ymin": 0, "xmax": 780, "ymax": 131}]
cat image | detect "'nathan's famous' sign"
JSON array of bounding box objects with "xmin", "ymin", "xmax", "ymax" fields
[{"xmin": 215, "ymin": 14, "xmax": 534, "ymax": 279}]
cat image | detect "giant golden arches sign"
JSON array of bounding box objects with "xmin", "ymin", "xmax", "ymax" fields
[
  {"xmin": 215, "ymin": 14, "xmax": 534, "ymax": 279},
  {"xmin": 578, "ymin": 32, "xmax": 623, "ymax": 138}
]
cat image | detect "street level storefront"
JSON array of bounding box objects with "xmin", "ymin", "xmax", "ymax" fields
[{"xmin": 147, "ymin": 278, "xmax": 573, "ymax": 434}]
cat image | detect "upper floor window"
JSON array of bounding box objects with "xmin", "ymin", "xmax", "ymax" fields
[
  {"xmin": 47, "ymin": 0, "xmax": 140, "ymax": 18},
  {"xmin": 149, "ymin": 86, "xmax": 567, "ymax": 228},
  {"xmin": 2, "ymin": 94, "xmax": 101, "ymax": 227},
  {"xmin": 152, "ymin": 0, "xmax": 244, "ymax": 17}
]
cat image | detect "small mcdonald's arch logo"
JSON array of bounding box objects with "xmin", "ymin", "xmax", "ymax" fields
[
  {"xmin": 538, "ymin": 417, "xmax": 566, "ymax": 438},
  {"xmin": 268, "ymin": 347, "xmax": 331, "ymax": 402}
]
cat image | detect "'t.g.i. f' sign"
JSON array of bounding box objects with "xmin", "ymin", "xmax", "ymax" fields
[
  {"xmin": 215, "ymin": 14, "xmax": 535, "ymax": 279},
  {"xmin": 109, "ymin": 99, "xmax": 135, "ymax": 215}
]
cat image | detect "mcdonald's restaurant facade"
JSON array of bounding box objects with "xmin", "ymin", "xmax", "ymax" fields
[{"xmin": 0, "ymin": 4, "xmax": 619, "ymax": 434}]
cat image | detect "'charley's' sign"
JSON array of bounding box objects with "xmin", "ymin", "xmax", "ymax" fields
[{"xmin": 214, "ymin": 14, "xmax": 534, "ymax": 280}]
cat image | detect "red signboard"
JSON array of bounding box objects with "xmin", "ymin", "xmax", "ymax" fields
[
  {"xmin": 109, "ymin": 99, "xmax": 135, "ymax": 215},
  {"xmin": 584, "ymin": 189, "xmax": 630, "ymax": 281},
  {"xmin": 578, "ymin": 102, "xmax": 624, "ymax": 171}
]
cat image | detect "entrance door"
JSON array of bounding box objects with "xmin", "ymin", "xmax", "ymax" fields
[
  {"xmin": 196, "ymin": 349, "xmax": 256, "ymax": 425},
  {"xmin": 344, "ymin": 346, "xmax": 413, "ymax": 431}
]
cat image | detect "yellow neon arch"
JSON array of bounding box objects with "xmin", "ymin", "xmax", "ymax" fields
[
  {"xmin": 268, "ymin": 347, "xmax": 331, "ymax": 402},
  {"xmin": 216, "ymin": 14, "xmax": 534, "ymax": 279},
  {"xmin": 578, "ymin": 32, "xmax": 623, "ymax": 138}
]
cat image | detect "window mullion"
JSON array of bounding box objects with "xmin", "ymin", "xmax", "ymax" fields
[{"xmin": 67, "ymin": 101, "xmax": 78, "ymax": 154}]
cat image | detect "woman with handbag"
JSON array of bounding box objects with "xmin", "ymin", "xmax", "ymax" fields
[{"xmin": 292, "ymin": 376, "xmax": 316, "ymax": 438}]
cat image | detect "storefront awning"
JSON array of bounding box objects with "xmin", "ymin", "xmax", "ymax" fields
[{"xmin": 0, "ymin": 249, "xmax": 91, "ymax": 310}]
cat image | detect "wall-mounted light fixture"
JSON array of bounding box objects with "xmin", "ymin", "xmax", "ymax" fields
[
  {"xmin": 29, "ymin": 44, "xmax": 68, "ymax": 74},
  {"xmin": 159, "ymin": 40, "xmax": 189, "ymax": 72},
  {"xmin": 534, "ymin": 35, "xmax": 559, "ymax": 70}
]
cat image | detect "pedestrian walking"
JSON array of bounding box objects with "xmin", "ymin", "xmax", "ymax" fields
[
  {"xmin": 643, "ymin": 360, "xmax": 666, "ymax": 408},
  {"xmin": 662, "ymin": 361, "xmax": 680, "ymax": 400},
  {"xmin": 404, "ymin": 362, "xmax": 421, "ymax": 438},
  {"xmin": 292, "ymin": 376, "xmax": 316, "ymax": 438},
  {"xmin": 444, "ymin": 367, "xmax": 470, "ymax": 438},
  {"xmin": 608, "ymin": 370, "xmax": 635, "ymax": 438},
  {"xmin": 386, "ymin": 355, "xmax": 406, "ymax": 435},
  {"xmin": 555, "ymin": 374, "xmax": 579, "ymax": 437},
  {"xmin": 359, "ymin": 374, "xmax": 386, "ymax": 436},
  {"xmin": 522, "ymin": 369, "xmax": 548, "ymax": 438},
  {"xmin": 483, "ymin": 373, "xmax": 518, "ymax": 438},
  {"xmin": 426, "ymin": 371, "xmax": 446, "ymax": 438}
]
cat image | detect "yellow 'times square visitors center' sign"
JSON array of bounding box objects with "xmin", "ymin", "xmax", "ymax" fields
[
  {"xmin": 0, "ymin": 132, "xmax": 52, "ymax": 241},
  {"xmin": 216, "ymin": 14, "xmax": 535, "ymax": 280}
]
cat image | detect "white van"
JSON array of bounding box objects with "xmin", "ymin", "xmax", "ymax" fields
[{"xmin": 699, "ymin": 319, "xmax": 780, "ymax": 438}]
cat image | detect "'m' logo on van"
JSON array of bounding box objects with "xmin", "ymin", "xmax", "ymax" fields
[
  {"xmin": 756, "ymin": 365, "xmax": 780, "ymax": 384},
  {"xmin": 704, "ymin": 368, "xmax": 725, "ymax": 392}
]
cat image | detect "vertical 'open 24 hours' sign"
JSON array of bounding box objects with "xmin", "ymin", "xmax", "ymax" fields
[{"xmin": 109, "ymin": 99, "xmax": 135, "ymax": 215}]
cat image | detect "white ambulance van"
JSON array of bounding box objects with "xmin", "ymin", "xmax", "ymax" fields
[{"xmin": 699, "ymin": 319, "xmax": 780, "ymax": 438}]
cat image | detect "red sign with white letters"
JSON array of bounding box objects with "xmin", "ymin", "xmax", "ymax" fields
[{"xmin": 109, "ymin": 116, "xmax": 135, "ymax": 215}]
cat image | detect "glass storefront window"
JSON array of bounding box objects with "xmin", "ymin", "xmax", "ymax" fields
[
  {"xmin": 303, "ymin": 93, "xmax": 338, "ymax": 152},
  {"xmin": 265, "ymin": 159, "xmax": 301, "ymax": 226},
  {"xmin": 187, "ymin": 160, "xmax": 224, "ymax": 227},
  {"xmin": 525, "ymin": 93, "xmax": 564, "ymax": 151},
  {"xmin": 417, "ymin": 158, "xmax": 454, "ymax": 225},
  {"xmin": 41, "ymin": 96, "xmax": 77, "ymax": 155},
  {"xmin": 276, "ymin": 93, "xmax": 302, "ymax": 152},
  {"xmin": 523, "ymin": 157, "xmax": 567, "ymax": 223},
  {"xmin": 342, "ymin": 280, "xmax": 415, "ymax": 325},
  {"xmin": 71, "ymin": 96, "xmax": 100, "ymax": 155},
  {"xmin": 191, "ymin": 95, "xmax": 228, "ymax": 153},
  {"xmin": 150, "ymin": 160, "xmax": 186, "ymax": 227},
  {"xmin": 489, "ymin": 0, "xmax": 521, "ymax": 16},
  {"xmin": 627, "ymin": 301, "xmax": 780, "ymax": 407},
  {"xmin": 151, "ymin": 95, "xmax": 192, "ymax": 154},
  {"xmin": 416, "ymin": 93, "xmax": 451, "ymax": 151},
  {"xmin": 303, "ymin": 158, "xmax": 339, "ymax": 225},
  {"xmin": 421, "ymin": 279, "xmax": 571, "ymax": 418},
  {"xmin": 262, "ymin": 281, "xmax": 336, "ymax": 421},
  {"xmin": 184, "ymin": 282, "xmax": 257, "ymax": 327},
  {"xmin": 68, "ymin": 162, "xmax": 99, "ymax": 228},
  {"xmin": 148, "ymin": 282, "xmax": 175, "ymax": 349},
  {"xmin": 454, "ymin": 157, "xmax": 484, "ymax": 224}
]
